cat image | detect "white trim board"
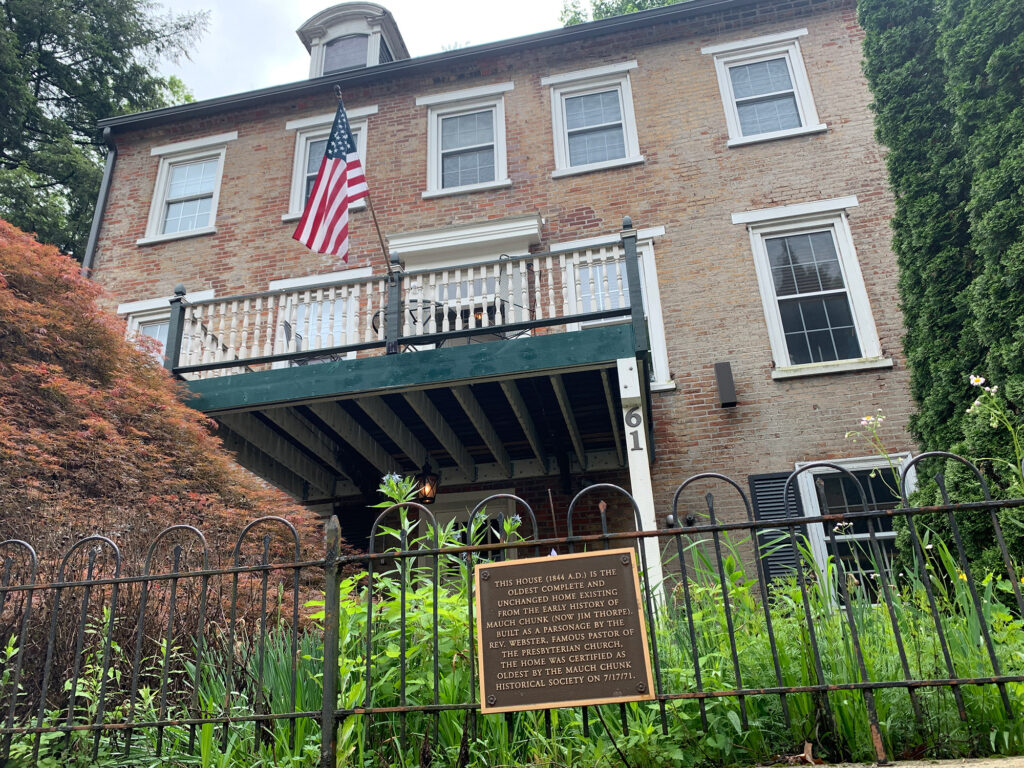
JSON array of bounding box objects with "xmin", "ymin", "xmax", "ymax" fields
[
  {"xmin": 732, "ymin": 196, "xmax": 859, "ymax": 225},
  {"xmin": 151, "ymin": 132, "xmax": 238, "ymax": 157},
  {"xmin": 117, "ymin": 289, "xmax": 215, "ymax": 315}
]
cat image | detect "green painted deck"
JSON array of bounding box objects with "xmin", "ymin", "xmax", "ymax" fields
[{"xmin": 185, "ymin": 324, "xmax": 637, "ymax": 414}]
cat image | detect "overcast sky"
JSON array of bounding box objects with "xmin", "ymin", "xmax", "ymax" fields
[{"xmin": 161, "ymin": 0, "xmax": 566, "ymax": 102}]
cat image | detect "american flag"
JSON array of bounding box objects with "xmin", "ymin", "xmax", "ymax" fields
[{"xmin": 292, "ymin": 98, "xmax": 368, "ymax": 260}]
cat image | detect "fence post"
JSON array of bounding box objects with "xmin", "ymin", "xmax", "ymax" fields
[
  {"xmin": 385, "ymin": 253, "xmax": 403, "ymax": 354},
  {"xmin": 164, "ymin": 283, "xmax": 187, "ymax": 372},
  {"xmin": 320, "ymin": 516, "xmax": 342, "ymax": 768}
]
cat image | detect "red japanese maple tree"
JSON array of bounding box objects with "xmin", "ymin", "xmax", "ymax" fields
[{"xmin": 0, "ymin": 220, "xmax": 321, "ymax": 566}]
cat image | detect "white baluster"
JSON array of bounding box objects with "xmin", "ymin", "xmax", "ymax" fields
[{"xmin": 440, "ymin": 270, "xmax": 451, "ymax": 334}]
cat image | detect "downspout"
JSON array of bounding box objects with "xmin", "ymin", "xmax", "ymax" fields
[{"xmin": 80, "ymin": 126, "xmax": 116, "ymax": 277}]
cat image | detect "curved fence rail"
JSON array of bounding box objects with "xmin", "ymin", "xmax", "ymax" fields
[{"xmin": 2, "ymin": 458, "xmax": 1024, "ymax": 767}]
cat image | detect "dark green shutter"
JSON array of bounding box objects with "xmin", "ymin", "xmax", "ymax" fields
[{"xmin": 748, "ymin": 472, "xmax": 804, "ymax": 582}]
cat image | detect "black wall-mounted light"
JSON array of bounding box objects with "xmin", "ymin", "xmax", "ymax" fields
[
  {"xmin": 714, "ymin": 361, "xmax": 738, "ymax": 408},
  {"xmin": 415, "ymin": 463, "xmax": 439, "ymax": 505}
]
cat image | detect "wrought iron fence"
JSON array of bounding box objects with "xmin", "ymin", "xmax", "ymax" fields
[{"xmin": 2, "ymin": 452, "xmax": 1024, "ymax": 767}]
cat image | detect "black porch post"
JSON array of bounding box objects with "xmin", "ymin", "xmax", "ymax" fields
[
  {"xmin": 164, "ymin": 283, "xmax": 187, "ymax": 372},
  {"xmin": 621, "ymin": 217, "xmax": 649, "ymax": 356},
  {"xmin": 385, "ymin": 253, "xmax": 403, "ymax": 354}
]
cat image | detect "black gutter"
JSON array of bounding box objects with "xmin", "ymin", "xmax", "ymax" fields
[
  {"xmin": 97, "ymin": 0, "xmax": 763, "ymax": 132},
  {"xmin": 80, "ymin": 127, "xmax": 116, "ymax": 276}
]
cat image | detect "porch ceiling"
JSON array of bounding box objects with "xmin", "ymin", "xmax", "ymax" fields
[{"xmin": 186, "ymin": 325, "xmax": 643, "ymax": 503}]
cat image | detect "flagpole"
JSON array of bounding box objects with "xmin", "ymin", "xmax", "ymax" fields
[{"xmin": 335, "ymin": 85, "xmax": 394, "ymax": 277}]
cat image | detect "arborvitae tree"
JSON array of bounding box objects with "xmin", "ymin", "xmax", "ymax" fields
[
  {"xmin": 859, "ymin": 0, "xmax": 979, "ymax": 452},
  {"xmin": 862, "ymin": 0, "xmax": 1024, "ymax": 569}
]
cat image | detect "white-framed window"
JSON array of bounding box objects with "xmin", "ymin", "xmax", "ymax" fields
[
  {"xmin": 139, "ymin": 132, "xmax": 237, "ymax": 245},
  {"xmin": 118, "ymin": 290, "xmax": 216, "ymax": 362},
  {"xmin": 283, "ymin": 106, "xmax": 377, "ymax": 222},
  {"xmin": 541, "ymin": 61, "xmax": 643, "ymax": 177},
  {"xmin": 555, "ymin": 227, "xmax": 672, "ymax": 390},
  {"xmin": 733, "ymin": 197, "xmax": 891, "ymax": 379},
  {"xmin": 795, "ymin": 455, "xmax": 915, "ymax": 591},
  {"xmin": 416, "ymin": 82, "xmax": 514, "ymax": 198},
  {"xmin": 267, "ymin": 268, "xmax": 373, "ymax": 365},
  {"xmin": 702, "ymin": 30, "xmax": 826, "ymax": 147}
]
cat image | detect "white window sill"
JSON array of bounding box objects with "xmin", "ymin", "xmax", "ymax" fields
[
  {"xmin": 727, "ymin": 124, "xmax": 827, "ymax": 148},
  {"xmin": 137, "ymin": 226, "xmax": 217, "ymax": 247},
  {"xmin": 651, "ymin": 380, "xmax": 676, "ymax": 393},
  {"xmin": 421, "ymin": 178, "xmax": 512, "ymax": 199},
  {"xmin": 771, "ymin": 356, "xmax": 893, "ymax": 380},
  {"xmin": 551, "ymin": 155, "xmax": 645, "ymax": 179},
  {"xmin": 281, "ymin": 199, "xmax": 366, "ymax": 223}
]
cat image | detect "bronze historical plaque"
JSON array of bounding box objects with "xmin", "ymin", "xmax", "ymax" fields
[{"xmin": 475, "ymin": 548, "xmax": 655, "ymax": 714}]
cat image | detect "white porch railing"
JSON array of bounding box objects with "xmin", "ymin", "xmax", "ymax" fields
[
  {"xmin": 400, "ymin": 243, "xmax": 629, "ymax": 342},
  {"xmin": 171, "ymin": 242, "xmax": 633, "ymax": 378},
  {"xmin": 177, "ymin": 275, "xmax": 387, "ymax": 379}
]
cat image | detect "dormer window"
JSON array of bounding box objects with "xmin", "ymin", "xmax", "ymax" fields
[
  {"xmin": 298, "ymin": 3, "xmax": 409, "ymax": 79},
  {"xmin": 324, "ymin": 34, "xmax": 369, "ymax": 73}
]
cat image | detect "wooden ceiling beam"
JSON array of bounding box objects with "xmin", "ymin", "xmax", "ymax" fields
[
  {"xmin": 601, "ymin": 369, "xmax": 625, "ymax": 467},
  {"xmin": 261, "ymin": 407, "xmax": 352, "ymax": 482},
  {"xmin": 218, "ymin": 425, "xmax": 312, "ymax": 501},
  {"xmin": 356, "ymin": 396, "xmax": 429, "ymax": 468},
  {"xmin": 306, "ymin": 402, "xmax": 397, "ymax": 475},
  {"xmin": 403, "ymin": 389, "xmax": 476, "ymax": 479},
  {"xmin": 452, "ymin": 384, "xmax": 512, "ymax": 478},
  {"xmin": 218, "ymin": 413, "xmax": 336, "ymax": 497},
  {"xmin": 549, "ymin": 374, "xmax": 586, "ymax": 471},
  {"xmin": 500, "ymin": 379, "xmax": 546, "ymax": 466}
]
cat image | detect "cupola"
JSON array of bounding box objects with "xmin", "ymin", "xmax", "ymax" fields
[{"xmin": 297, "ymin": 2, "xmax": 409, "ymax": 78}]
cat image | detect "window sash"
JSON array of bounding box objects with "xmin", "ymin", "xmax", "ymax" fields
[
  {"xmin": 749, "ymin": 216, "xmax": 879, "ymax": 368},
  {"xmin": 438, "ymin": 109, "xmax": 497, "ymax": 188},
  {"xmin": 561, "ymin": 89, "xmax": 627, "ymax": 167}
]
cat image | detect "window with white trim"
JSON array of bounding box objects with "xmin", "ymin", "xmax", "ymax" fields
[
  {"xmin": 140, "ymin": 133, "xmax": 236, "ymax": 245},
  {"xmin": 416, "ymin": 82, "xmax": 513, "ymax": 197},
  {"xmin": 557, "ymin": 230, "xmax": 672, "ymax": 389},
  {"xmin": 118, "ymin": 290, "xmax": 215, "ymax": 362},
  {"xmin": 702, "ymin": 30, "xmax": 826, "ymax": 146},
  {"xmin": 735, "ymin": 197, "xmax": 890, "ymax": 378},
  {"xmin": 284, "ymin": 108, "xmax": 374, "ymax": 221},
  {"xmin": 795, "ymin": 455, "xmax": 915, "ymax": 593},
  {"xmin": 542, "ymin": 61, "xmax": 643, "ymax": 177}
]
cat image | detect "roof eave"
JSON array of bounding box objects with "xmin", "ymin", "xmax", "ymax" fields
[{"xmin": 98, "ymin": 0, "xmax": 764, "ymax": 132}]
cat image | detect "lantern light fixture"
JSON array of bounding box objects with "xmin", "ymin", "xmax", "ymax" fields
[{"xmin": 415, "ymin": 463, "xmax": 439, "ymax": 504}]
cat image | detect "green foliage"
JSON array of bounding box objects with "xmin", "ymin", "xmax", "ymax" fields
[
  {"xmin": 859, "ymin": 0, "xmax": 1024, "ymax": 456},
  {"xmin": 560, "ymin": 0, "xmax": 688, "ymax": 26},
  {"xmin": 10, "ymin": 521, "xmax": 1024, "ymax": 767},
  {"xmin": 0, "ymin": 0, "xmax": 206, "ymax": 259}
]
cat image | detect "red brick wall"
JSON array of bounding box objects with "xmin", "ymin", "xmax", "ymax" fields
[{"xmin": 93, "ymin": 0, "xmax": 915, "ymax": 522}]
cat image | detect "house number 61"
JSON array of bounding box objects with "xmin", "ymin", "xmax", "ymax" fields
[{"xmin": 624, "ymin": 406, "xmax": 643, "ymax": 452}]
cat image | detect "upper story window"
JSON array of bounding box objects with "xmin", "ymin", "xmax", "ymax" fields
[
  {"xmin": 542, "ymin": 61, "xmax": 643, "ymax": 178},
  {"xmin": 138, "ymin": 132, "xmax": 237, "ymax": 246},
  {"xmin": 297, "ymin": 3, "xmax": 409, "ymax": 78},
  {"xmin": 283, "ymin": 106, "xmax": 376, "ymax": 222},
  {"xmin": 416, "ymin": 82, "xmax": 514, "ymax": 198},
  {"xmin": 702, "ymin": 30, "xmax": 827, "ymax": 147},
  {"xmin": 733, "ymin": 197, "xmax": 892, "ymax": 379}
]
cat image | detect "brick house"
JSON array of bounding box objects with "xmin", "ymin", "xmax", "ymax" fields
[{"xmin": 84, "ymin": 0, "xmax": 916, "ymax": 581}]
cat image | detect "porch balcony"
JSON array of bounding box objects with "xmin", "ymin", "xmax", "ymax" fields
[{"xmin": 162, "ymin": 221, "xmax": 656, "ymax": 545}]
